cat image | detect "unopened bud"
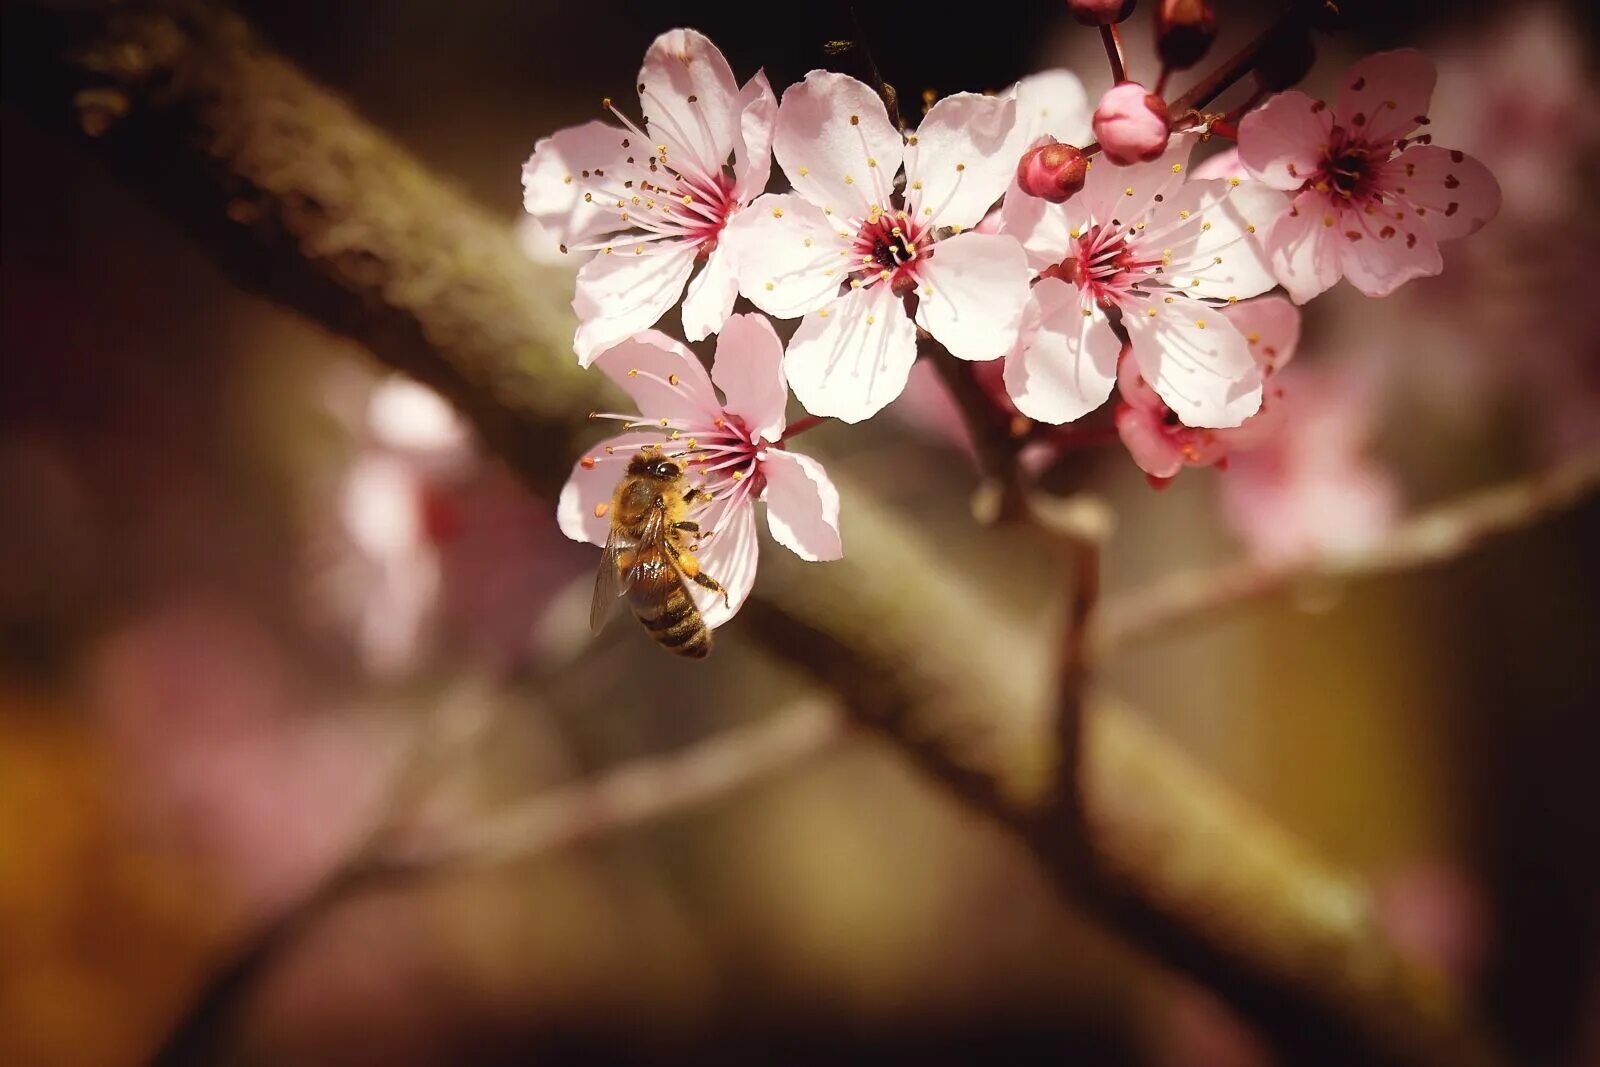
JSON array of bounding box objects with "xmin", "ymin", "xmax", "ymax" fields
[
  {"xmin": 1156, "ymin": 0, "xmax": 1218, "ymax": 71},
  {"xmin": 1253, "ymin": 22, "xmax": 1315, "ymax": 92},
  {"xmin": 1066, "ymin": 0, "xmax": 1135, "ymax": 26},
  {"xmin": 1092, "ymin": 82, "xmax": 1170, "ymax": 165},
  {"xmin": 1016, "ymin": 139, "xmax": 1088, "ymax": 203}
]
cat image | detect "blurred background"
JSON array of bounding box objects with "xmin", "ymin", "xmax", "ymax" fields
[{"xmin": 3, "ymin": 1, "xmax": 1599, "ymax": 1065}]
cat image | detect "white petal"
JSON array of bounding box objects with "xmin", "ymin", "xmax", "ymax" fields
[
  {"xmin": 1156, "ymin": 178, "xmax": 1285, "ymax": 301},
  {"xmin": 693, "ymin": 499, "xmax": 758, "ymax": 630},
  {"xmin": 773, "ymin": 71, "xmax": 902, "ymax": 218},
  {"xmin": 680, "ymin": 243, "xmax": 739, "ymax": 342},
  {"xmin": 712, "ymin": 313, "xmax": 789, "ymax": 444},
  {"xmin": 638, "ymin": 29, "xmax": 741, "ymax": 178},
  {"xmin": 1264, "ymin": 191, "xmax": 1344, "ymax": 304},
  {"xmin": 521, "ymin": 120, "xmax": 634, "ymax": 247},
  {"xmin": 785, "ymin": 285, "xmax": 918, "ymax": 423},
  {"xmin": 906, "ymin": 92, "xmax": 1020, "ymax": 231},
  {"xmin": 1011, "ymin": 70, "xmax": 1093, "ymax": 147},
  {"xmin": 913, "ymin": 232, "xmax": 1031, "ymax": 362},
  {"xmin": 999, "ymin": 188, "xmax": 1091, "ymax": 274},
  {"xmin": 1237, "ymin": 91, "xmax": 1332, "ymax": 191},
  {"xmin": 733, "ymin": 70, "xmax": 778, "ymax": 202},
  {"xmin": 572, "ymin": 243, "xmax": 699, "ymax": 365},
  {"xmin": 760, "ymin": 449, "xmax": 843, "ymax": 561},
  {"xmin": 1003, "ymin": 278, "xmax": 1120, "ymax": 424},
  {"xmin": 1078, "ymin": 134, "xmax": 1196, "ymax": 228},
  {"xmin": 722, "ymin": 193, "xmax": 847, "ymax": 317},
  {"xmin": 1124, "ymin": 297, "xmax": 1262, "ymax": 428},
  {"xmin": 593, "ymin": 330, "xmax": 721, "ymax": 421},
  {"xmin": 557, "ymin": 433, "xmax": 657, "ymax": 545}
]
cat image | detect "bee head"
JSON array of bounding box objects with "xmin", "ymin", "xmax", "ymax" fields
[{"xmin": 626, "ymin": 452, "xmax": 681, "ymax": 481}]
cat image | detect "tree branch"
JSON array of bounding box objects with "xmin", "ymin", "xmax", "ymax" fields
[
  {"xmin": 5, "ymin": 4, "xmax": 1525, "ymax": 1065},
  {"xmin": 1097, "ymin": 448, "xmax": 1600, "ymax": 656}
]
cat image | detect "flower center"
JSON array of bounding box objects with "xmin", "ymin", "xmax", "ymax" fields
[
  {"xmin": 1315, "ymin": 131, "xmax": 1380, "ymax": 203},
  {"xmin": 850, "ymin": 208, "xmax": 930, "ymax": 297},
  {"xmin": 1040, "ymin": 224, "xmax": 1156, "ymax": 309}
]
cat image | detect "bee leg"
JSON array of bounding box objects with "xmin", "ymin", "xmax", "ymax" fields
[
  {"xmin": 683, "ymin": 487, "xmax": 710, "ymax": 505},
  {"xmin": 691, "ymin": 570, "xmax": 731, "ymax": 609},
  {"xmin": 673, "ymin": 521, "xmax": 699, "ymax": 532}
]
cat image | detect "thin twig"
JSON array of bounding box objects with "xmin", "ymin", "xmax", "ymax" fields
[
  {"xmin": 1100, "ymin": 24, "xmax": 1128, "ymax": 84},
  {"xmin": 1097, "ymin": 448, "xmax": 1600, "ymax": 656},
  {"xmin": 923, "ymin": 340, "xmax": 1028, "ymax": 523}
]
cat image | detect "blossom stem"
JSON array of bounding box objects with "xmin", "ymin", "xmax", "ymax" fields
[
  {"xmin": 1100, "ymin": 24, "xmax": 1128, "ymax": 84},
  {"xmin": 1168, "ymin": 2, "xmax": 1317, "ymax": 118},
  {"xmin": 780, "ymin": 413, "xmax": 828, "ymax": 441},
  {"xmin": 923, "ymin": 340, "xmax": 1028, "ymax": 523}
]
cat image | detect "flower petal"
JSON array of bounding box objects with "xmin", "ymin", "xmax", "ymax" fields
[
  {"xmin": 913, "ymin": 232, "xmax": 1031, "ymax": 362},
  {"xmin": 1221, "ymin": 294, "xmax": 1301, "ymax": 374},
  {"xmin": 1263, "ymin": 190, "xmax": 1343, "ymax": 304},
  {"xmin": 1336, "ymin": 200, "xmax": 1442, "ymax": 298},
  {"xmin": 1003, "ymin": 278, "xmax": 1120, "ymax": 424},
  {"xmin": 1387, "ymin": 144, "xmax": 1501, "ymax": 241},
  {"xmin": 572, "ymin": 242, "xmax": 700, "ymax": 365},
  {"xmin": 693, "ymin": 498, "xmax": 758, "ymax": 630},
  {"xmin": 1189, "ymin": 146, "xmax": 1243, "ymax": 182},
  {"xmin": 1114, "ymin": 402, "xmax": 1186, "ymax": 480},
  {"xmin": 521, "ymin": 120, "xmax": 634, "ymax": 246},
  {"xmin": 1078, "ymin": 134, "xmax": 1196, "ymax": 228},
  {"xmin": 773, "ymin": 71, "xmax": 902, "ymax": 218},
  {"xmin": 1237, "ymin": 91, "xmax": 1333, "ymax": 191},
  {"xmin": 1125, "ymin": 298, "xmax": 1262, "ymax": 428},
  {"xmin": 999, "ymin": 184, "xmax": 1089, "ymax": 274},
  {"xmin": 732, "ymin": 70, "xmax": 779, "ymax": 202},
  {"xmin": 1159, "ymin": 178, "xmax": 1286, "ymax": 301},
  {"xmin": 760, "ymin": 449, "xmax": 843, "ymax": 561},
  {"xmin": 557, "ymin": 433, "xmax": 657, "ymax": 545},
  {"xmin": 638, "ymin": 29, "xmax": 741, "ymax": 178},
  {"xmin": 593, "ymin": 330, "xmax": 721, "ymax": 421},
  {"xmin": 712, "ymin": 313, "xmax": 789, "ymax": 444},
  {"xmin": 785, "ymin": 284, "xmax": 918, "ymax": 423},
  {"xmin": 1335, "ymin": 49, "xmax": 1436, "ymax": 146},
  {"xmin": 906, "ymin": 92, "xmax": 1020, "ymax": 231},
  {"xmin": 722, "ymin": 193, "xmax": 846, "ymax": 318},
  {"xmin": 1011, "ymin": 70, "xmax": 1093, "ymax": 147},
  {"xmin": 680, "ymin": 243, "xmax": 739, "ymax": 342}
]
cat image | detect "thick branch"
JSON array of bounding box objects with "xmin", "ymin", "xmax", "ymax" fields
[
  {"xmin": 5, "ymin": 5, "xmax": 1518, "ymax": 1066},
  {"xmin": 1098, "ymin": 448, "xmax": 1600, "ymax": 656}
]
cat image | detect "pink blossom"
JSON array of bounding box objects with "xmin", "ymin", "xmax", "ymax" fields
[
  {"xmin": 521, "ymin": 30, "xmax": 776, "ymax": 363},
  {"xmin": 558, "ymin": 319, "xmax": 842, "ymax": 628},
  {"xmin": 1237, "ymin": 49, "xmax": 1501, "ymax": 303},
  {"xmin": 1001, "ymin": 135, "xmax": 1286, "ymax": 428},
  {"xmin": 1219, "ymin": 363, "xmax": 1401, "ymax": 561},
  {"xmin": 723, "ymin": 72, "xmax": 1031, "ymax": 422},
  {"xmin": 1092, "ymin": 83, "xmax": 1171, "ymax": 165},
  {"xmin": 1114, "ymin": 295, "xmax": 1300, "ymax": 482}
]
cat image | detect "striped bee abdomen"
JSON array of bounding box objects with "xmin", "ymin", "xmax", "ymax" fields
[{"xmin": 630, "ymin": 563, "xmax": 712, "ymax": 659}]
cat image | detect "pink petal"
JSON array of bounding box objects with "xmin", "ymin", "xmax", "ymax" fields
[
  {"xmin": 913, "ymin": 232, "xmax": 1031, "ymax": 362},
  {"xmin": 774, "ymin": 71, "xmax": 902, "ymax": 218},
  {"xmin": 733, "ymin": 70, "xmax": 779, "ymax": 202},
  {"xmin": 1114, "ymin": 402, "xmax": 1186, "ymax": 480},
  {"xmin": 1386, "ymin": 144, "xmax": 1501, "ymax": 241},
  {"xmin": 1237, "ymin": 91, "xmax": 1332, "ymax": 191},
  {"xmin": 722, "ymin": 193, "xmax": 845, "ymax": 318},
  {"xmin": 572, "ymin": 242, "xmax": 699, "ymax": 364},
  {"xmin": 1003, "ymin": 278, "xmax": 1120, "ymax": 424},
  {"xmin": 592, "ymin": 330, "xmax": 721, "ymax": 421},
  {"xmin": 1221, "ymin": 294, "xmax": 1301, "ymax": 374},
  {"xmin": 1335, "ymin": 49, "xmax": 1436, "ymax": 146},
  {"xmin": 521, "ymin": 120, "xmax": 634, "ymax": 247},
  {"xmin": 1336, "ymin": 201, "xmax": 1442, "ymax": 298},
  {"xmin": 712, "ymin": 313, "xmax": 789, "ymax": 444},
  {"xmin": 680, "ymin": 243, "xmax": 739, "ymax": 342},
  {"xmin": 907, "ymin": 92, "xmax": 1020, "ymax": 230},
  {"xmin": 1160, "ymin": 179, "xmax": 1286, "ymax": 301},
  {"xmin": 556, "ymin": 433, "xmax": 657, "ymax": 545},
  {"xmin": 693, "ymin": 498, "xmax": 758, "ymax": 629},
  {"xmin": 1189, "ymin": 146, "xmax": 1243, "ymax": 181},
  {"xmin": 1011, "ymin": 70, "xmax": 1093, "ymax": 147},
  {"xmin": 1115, "ymin": 342, "xmax": 1163, "ymax": 413},
  {"xmin": 1263, "ymin": 190, "xmax": 1343, "ymax": 304},
  {"xmin": 638, "ymin": 29, "xmax": 741, "ymax": 178},
  {"xmin": 1125, "ymin": 298, "xmax": 1262, "ymax": 428},
  {"xmin": 760, "ymin": 449, "xmax": 843, "ymax": 561},
  {"xmin": 1078, "ymin": 134, "xmax": 1195, "ymax": 229},
  {"xmin": 999, "ymin": 183, "xmax": 1088, "ymax": 275},
  {"xmin": 785, "ymin": 284, "xmax": 918, "ymax": 423}
]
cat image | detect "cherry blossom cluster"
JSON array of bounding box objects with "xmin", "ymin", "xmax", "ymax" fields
[{"xmin": 522, "ymin": 9, "xmax": 1500, "ymax": 629}]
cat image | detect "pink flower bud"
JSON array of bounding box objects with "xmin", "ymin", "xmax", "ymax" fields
[
  {"xmin": 1066, "ymin": 0, "xmax": 1135, "ymax": 25},
  {"xmin": 1092, "ymin": 82, "xmax": 1170, "ymax": 165},
  {"xmin": 1015, "ymin": 139, "xmax": 1089, "ymax": 203},
  {"xmin": 1156, "ymin": 0, "xmax": 1218, "ymax": 71}
]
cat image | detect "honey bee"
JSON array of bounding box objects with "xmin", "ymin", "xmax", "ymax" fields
[{"xmin": 591, "ymin": 450, "xmax": 729, "ymax": 658}]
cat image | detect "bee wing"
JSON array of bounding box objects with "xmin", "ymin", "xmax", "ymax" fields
[
  {"xmin": 590, "ymin": 524, "xmax": 638, "ymax": 634},
  {"xmin": 620, "ymin": 508, "xmax": 687, "ymax": 623}
]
